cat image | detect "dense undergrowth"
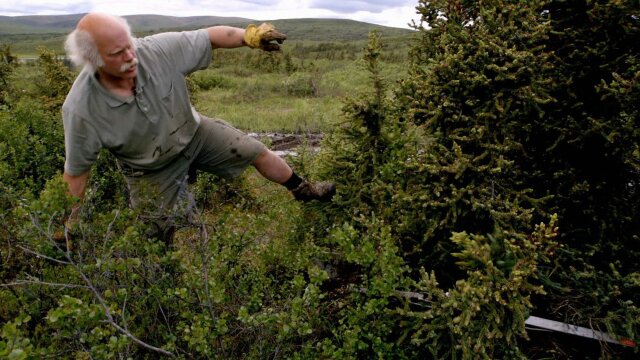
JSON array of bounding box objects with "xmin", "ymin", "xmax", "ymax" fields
[{"xmin": 1, "ymin": 1, "xmax": 639, "ymax": 358}]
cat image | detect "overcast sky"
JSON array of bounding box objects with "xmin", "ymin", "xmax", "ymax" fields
[{"xmin": 0, "ymin": 0, "xmax": 422, "ymax": 29}]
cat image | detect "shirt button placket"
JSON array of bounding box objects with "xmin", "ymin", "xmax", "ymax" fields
[
  {"xmin": 138, "ymin": 99, "xmax": 148, "ymax": 112},
  {"xmin": 136, "ymin": 91, "xmax": 154, "ymax": 121}
]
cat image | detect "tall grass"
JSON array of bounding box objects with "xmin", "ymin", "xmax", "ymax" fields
[{"xmin": 192, "ymin": 45, "xmax": 410, "ymax": 133}]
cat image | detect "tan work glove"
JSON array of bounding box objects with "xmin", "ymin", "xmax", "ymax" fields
[{"xmin": 244, "ymin": 23, "xmax": 287, "ymax": 51}]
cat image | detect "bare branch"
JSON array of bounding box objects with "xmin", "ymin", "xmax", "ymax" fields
[
  {"xmin": 0, "ymin": 280, "xmax": 88, "ymax": 289},
  {"xmin": 18, "ymin": 208, "xmax": 174, "ymax": 356},
  {"xmin": 27, "ymin": 211, "xmax": 70, "ymax": 255},
  {"xmin": 17, "ymin": 245, "xmax": 70, "ymax": 265},
  {"xmin": 64, "ymin": 250, "xmax": 175, "ymax": 357}
]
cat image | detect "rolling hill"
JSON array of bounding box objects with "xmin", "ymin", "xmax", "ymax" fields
[
  {"xmin": 0, "ymin": 14, "xmax": 415, "ymax": 55},
  {"xmin": 0, "ymin": 14, "xmax": 254, "ymax": 34}
]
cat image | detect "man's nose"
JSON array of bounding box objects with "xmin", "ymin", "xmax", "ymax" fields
[{"xmin": 124, "ymin": 49, "xmax": 135, "ymax": 61}]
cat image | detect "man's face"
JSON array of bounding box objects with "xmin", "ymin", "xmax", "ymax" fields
[{"xmin": 96, "ymin": 26, "xmax": 137, "ymax": 79}]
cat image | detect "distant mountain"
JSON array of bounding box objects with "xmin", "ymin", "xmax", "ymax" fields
[
  {"xmin": 0, "ymin": 13, "xmax": 413, "ymax": 37},
  {"xmin": 0, "ymin": 14, "xmax": 414, "ymax": 55},
  {"xmin": 0, "ymin": 14, "xmax": 255, "ymax": 34},
  {"xmin": 0, "ymin": 14, "xmax": 83, "ymax": 34},
  {"xmin": 263, "ymin": 18, "xmax": 413, "ymax": 41}
]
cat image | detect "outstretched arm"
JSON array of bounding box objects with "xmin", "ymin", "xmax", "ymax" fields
[
  {"xmin": 206, "ymin": 26, "xmax": 246, "ymax": 49},
  {"xmin": 206, "ymin": 24, "xmax": 287, "ymax": 51}
]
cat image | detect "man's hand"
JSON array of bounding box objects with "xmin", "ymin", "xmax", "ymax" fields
[
  {"xmin": 244, "ymin": 23, "xmax": 287, "ymax": 51},
  {"xmin": 53, "ymin": 171, "xmax": 88, "ymax": 250}
]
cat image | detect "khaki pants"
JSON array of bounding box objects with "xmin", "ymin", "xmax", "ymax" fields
[{"xmin": 120, "ymin": 115, "xmax": 266, "ymax": 236}]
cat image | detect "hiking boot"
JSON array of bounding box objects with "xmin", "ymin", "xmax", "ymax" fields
[{"xmin": 291, "ymin": 180, "xmax": 336, "ymax": 202}]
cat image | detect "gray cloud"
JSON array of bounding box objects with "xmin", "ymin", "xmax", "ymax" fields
[{"xmin": 309, "ymin": 0, "xmax": 414, "ymax": 14}]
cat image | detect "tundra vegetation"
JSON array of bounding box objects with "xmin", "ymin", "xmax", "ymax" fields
[{"xmin": 1, "ymin": 1, "xmax": 639, "ymax": 358}]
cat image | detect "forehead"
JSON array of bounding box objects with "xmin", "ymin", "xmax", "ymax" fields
[{"xmin": 94, "ymin": 24, "xmax": 132, "ymax": 53}]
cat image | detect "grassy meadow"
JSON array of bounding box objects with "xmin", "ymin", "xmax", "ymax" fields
[
  {"xmin": 192, "ymin": 42, "xmax": 410, "ymax": 133},
  {"xmin": 2, "ymin": 16, "xmax": 415, "ymax": 133},
  {"xmin": 8, "ymin": 35, "xmax": 414, "ymax": 132}
]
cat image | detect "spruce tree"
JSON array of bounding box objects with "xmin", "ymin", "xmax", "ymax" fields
[
  {"xmin": 530, "ymin": 0, "xmax": 640, "ymax": 350},
  {"xmin": 314, "ymin": 11, "xmax": 557, "ymax": 357},
  {"xmin": 396, "ymin": 0, "xmax": 553, "ymax": 279},
  {"xmin": 397, "ymin": 0, "xmax": 639, "ymax": 355}
]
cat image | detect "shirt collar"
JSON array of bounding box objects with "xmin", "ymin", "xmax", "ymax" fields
[{"xmin": 89, "ymin": 61, "xmax": 150, "ymax": 108}]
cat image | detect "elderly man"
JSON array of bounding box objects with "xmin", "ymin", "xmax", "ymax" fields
[{"xmin": 61, "ymin": 13, "xmax": 335, "ymax": 236}]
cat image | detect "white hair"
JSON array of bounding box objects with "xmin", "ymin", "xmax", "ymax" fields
[
  {"xmin": 64, "ymin": 29, "xmax": 102, "ymax": 70},
  {"xmin": 64, "ymin": 15, "xmax": 134, "ymax": 71}
]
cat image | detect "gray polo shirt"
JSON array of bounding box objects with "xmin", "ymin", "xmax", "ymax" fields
[{"xmin": 62, "ymin": 29, "xmax": 212, "ymax": 176}]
